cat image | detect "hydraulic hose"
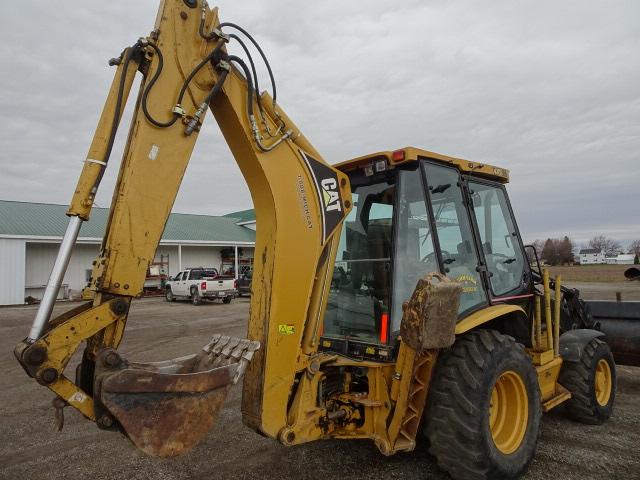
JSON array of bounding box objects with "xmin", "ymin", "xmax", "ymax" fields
[
  {"xmin": 141, "ymin": 42, "xmax": 178, "ymax": 128},
  {"xmin": 184, "ymin": 68, "xmax": 229, "ymax": 136},
  {"xmin": 228, "ymin": 33, "xmax": 282, "ymax": 137},
  {"xmin": 92, "ymin": 46, "xmax": 137, "ymax": 192},
  {"xmin": 203, "ymin": 69, "xmax": 229, "ymax": 105},
  {"xmin": 227, "ymin": 55, "xmax": 254, "ymax": 117},
  {"xmin": 218, "ymin": 22, "xmax": 277, "ymax": 105},
  {"xmin": 142, "ymin": 40, "xmax": 226, "ymax": 128},
  {"xmin": 227, "ymin": 54, "xmax": 293, "ymax": 152},
  {"xmin": 229, "ymin": 34, "xmax": 261, "ymax": 109}
]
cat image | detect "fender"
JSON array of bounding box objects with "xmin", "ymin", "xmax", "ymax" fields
[
  {"xmin": 559, "ymin": 329, "xmax": 605, "ymax": 362},
  {"xmin": 455, "ymin": 304, "xmax": 526, "ymax": 335}
]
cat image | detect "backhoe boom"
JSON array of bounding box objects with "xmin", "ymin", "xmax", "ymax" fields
[{"xmin": 16, "ymin": 0, "xmax": 351, "ymax": 455}]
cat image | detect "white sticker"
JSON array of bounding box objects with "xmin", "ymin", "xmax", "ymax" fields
[
  {"xmin": 69, "ymin": 391, "xmax": 87, "ymax": 403},
  {"xmin": 148, "ymin": 144, "xmax": 160, "ymax": 161},
  {"xmin": 85, "ymin": 158, "xmax": 106, "ymax": 166}
]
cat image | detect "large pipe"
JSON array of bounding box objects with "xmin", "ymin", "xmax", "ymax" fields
[
  {"xmin": 587, "ymin": 300, "xmax": 640, "ymax": 367},
  {"xmin": 624, "ymin": 267, "xmax": 640, "ymax": 281},
  {"xmin": 27, "ymin": 216, "xmax": 83, "ymax": 342}
]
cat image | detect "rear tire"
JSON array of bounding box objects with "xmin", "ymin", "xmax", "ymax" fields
[
  {"xmin": 223, "ymin": 296, "xmax": 232, "ymax": 304},
  {"xmin": 559, "ymin": 337, "xmax": 615, "ymax": 424},
  {"xmin": 165, "ymin": 288, "xmax": 175, "ymax": 302},
  {"xmin": 191, "ymin": 287, "xmax": 202, "ymax": 306},
  {"xmin": 425, "ymin": 330, "xmax": 541, "ymax": 480}
]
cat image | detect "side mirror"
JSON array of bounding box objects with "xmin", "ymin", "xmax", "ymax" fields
[{"xmin": 524, "ymin": 244, "xmax": 542, "ymax": 280}]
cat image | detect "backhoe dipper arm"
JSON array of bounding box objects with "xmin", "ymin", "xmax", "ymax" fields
[{"xmin": 15, "ymin": 0, "xmax": 351, "ymax": 456}]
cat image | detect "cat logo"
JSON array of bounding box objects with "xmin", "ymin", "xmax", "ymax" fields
[
  {"xmin": 320, "ymin": 178, "xmax": 342, "ymax": 212},
  {"xmin": 300, "ymin": 150, "xmax": 346, "ymax": 244}
]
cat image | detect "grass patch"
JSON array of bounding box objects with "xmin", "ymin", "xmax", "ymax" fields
[{"xmin": 546, "ymin": 264, "xmax": 633, "ymax": 283}]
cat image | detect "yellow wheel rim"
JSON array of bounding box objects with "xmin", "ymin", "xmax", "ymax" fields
[
  {"xmin": 595, "ymin": 359, "xmax": 612, "ymax": 406},
  {"xmin": 489, "ymin": 370, "xmax": 528, "ymax": 455}
]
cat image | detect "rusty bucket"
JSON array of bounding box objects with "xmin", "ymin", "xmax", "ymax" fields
[{"xmin": 93, "ymin": 335, "xmax": 259, "ymax": 457}]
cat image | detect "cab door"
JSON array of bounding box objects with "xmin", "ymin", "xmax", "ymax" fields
[
  {"xmin": 173, "ymin": 271, "xmax": 187, "ymax": 296},
  {"xmin": 422, "ymin": 162, "xmax": 488, "ymax": 315},
  {"xmin": 467, "ymin": 179, "xmax": 530, "ymax": 299}
]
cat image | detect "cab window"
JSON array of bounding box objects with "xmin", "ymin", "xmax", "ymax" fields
[
  {"xmin": 469, "ymin": 182, "xmax": 525, "ymax": 296},
  {"xmin": 324, "ymin": 179, "xmax": 394, "ymax": 344}
]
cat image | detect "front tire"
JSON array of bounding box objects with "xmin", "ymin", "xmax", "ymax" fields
[
  {"xmin": 191, "ymin": 287, "xmax": 202, "ymax": 306},
  {"xmin": 425, "ymin": 330, "xmax": 541, "ymax": 480},
  {"xmin": 165, "ymin": 288, "xmax": 175, "ymax": 302},
  {"xmin": 559, "ymin": 337, "xmax": 615, "ymax": 424}
]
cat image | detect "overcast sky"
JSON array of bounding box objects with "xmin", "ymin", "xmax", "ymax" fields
[{"xmin": 1, "ymin": 1, "xmax": 638, "ymax": 246}]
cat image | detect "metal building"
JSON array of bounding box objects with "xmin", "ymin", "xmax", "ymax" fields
[{"xmin": 0, "ymin": 200, "xmax": 255, "ymax": 305}]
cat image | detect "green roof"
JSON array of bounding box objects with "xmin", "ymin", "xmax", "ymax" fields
[
  {"xmin": 223, "ymin": 208, "xmax": 255, "ymax": 223},
  {"xmin": 0, "ymin": 200, "xmax": 255, "ymax": 244}
]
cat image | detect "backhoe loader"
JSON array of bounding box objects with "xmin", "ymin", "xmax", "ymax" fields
[{"xmin": 15, "ymin": 1, "xmax": 620, "ymax": 478}]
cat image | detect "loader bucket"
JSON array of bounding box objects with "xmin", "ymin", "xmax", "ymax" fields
[{"xmin": 93, "ymin": 335, "xmax": 259, "ymax": 457}]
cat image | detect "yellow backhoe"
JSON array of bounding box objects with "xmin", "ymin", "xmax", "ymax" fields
[{"xmin": 15, "ymin": 2, "xmax": 618, "ymax": 478}]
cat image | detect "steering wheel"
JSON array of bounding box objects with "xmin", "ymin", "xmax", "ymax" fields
[{"xmin": 421, "ymin": 250, "xmax": 450, "ymax": 264}]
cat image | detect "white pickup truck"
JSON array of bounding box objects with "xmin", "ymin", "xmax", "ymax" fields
[{"xmin": 165, "ymin": 267, "xmax": 237, "ymax": 305}]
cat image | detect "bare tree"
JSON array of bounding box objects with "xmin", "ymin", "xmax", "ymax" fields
[
  {"xmin": 628, "ymin": 240, "xmax": 640, "ymax": 257},
  {"xmin": 529, "ymin": 237, "xmax": 574, "ymax": 265},
  {"xmin": 588, "ymin": 235, "xmax": 622, "ymax": 256}
]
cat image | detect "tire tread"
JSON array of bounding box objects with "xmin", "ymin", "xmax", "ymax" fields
[{"xmin": 425, "ymin": 329, "xmax": 540, "ymax": 480}]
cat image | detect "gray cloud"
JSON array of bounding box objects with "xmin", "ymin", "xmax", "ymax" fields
[{"xmin": 1, "ymin": 0, "xmax": 638, "ymax": 246}]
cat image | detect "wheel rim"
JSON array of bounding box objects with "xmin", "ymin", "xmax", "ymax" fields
[
  {"xmin": 489, "ymin": 370, "xmax": 529, "ymax": 455},
  {"xmin": 595, "ymin": 359, "xmax": 612, "ymax": 406}
]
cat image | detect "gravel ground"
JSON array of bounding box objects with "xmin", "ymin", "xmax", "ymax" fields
[{"xmin": 1, "ymin": 297, "xmax": 639, "ymax": 480}]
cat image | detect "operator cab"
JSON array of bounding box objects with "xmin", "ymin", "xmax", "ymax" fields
[{"xmin": 320, "ymin": 148, "xmax": 531, "ymax": 361}]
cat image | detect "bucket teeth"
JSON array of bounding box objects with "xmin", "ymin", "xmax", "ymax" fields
[
  {"xmin": 211, "ymin": 335, "xmax": 231, "ymax": 355},
  {"xmin": 231, "ymin": 339, "xmax": 250, "ymax": 361},
  {"xmin": 203, "ymin": 333, "xmax": 222, "ymax": 353},
  {"xmin": 221, "ymin": 337, "xmax": 241, "ymax": 357}
]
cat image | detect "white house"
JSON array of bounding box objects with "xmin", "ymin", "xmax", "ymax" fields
[
  {"xmin": 613, "ymin": 254, "xmax": 635, "ymax": 265},
  {"xmin": 579, "ymin": 248, "xmax": 605, "ymax": 265}
]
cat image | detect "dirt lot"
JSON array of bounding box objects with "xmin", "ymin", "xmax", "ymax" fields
[{"xmin": 1, "ymin": 297, "xmax": 639, "ymax": 480}]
